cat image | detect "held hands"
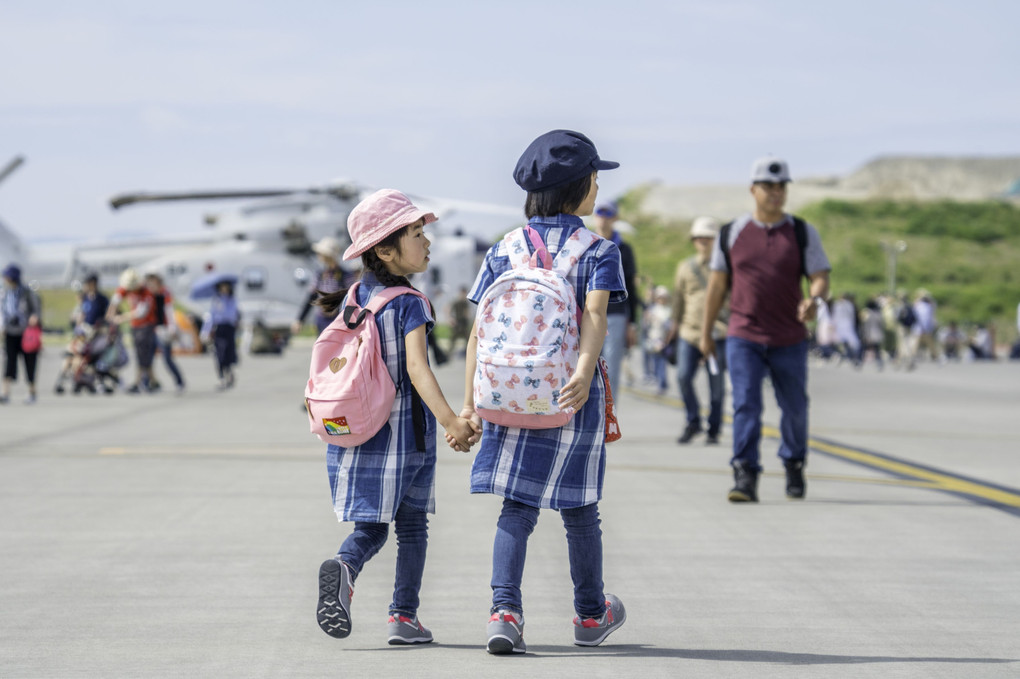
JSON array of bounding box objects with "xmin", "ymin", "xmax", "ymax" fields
[{"xmin": 444, "ymin": 408, "xmax": 482, "ymax": 453}]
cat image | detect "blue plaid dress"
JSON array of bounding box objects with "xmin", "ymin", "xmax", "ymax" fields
[
  {"xmin": 468, "ymin": 215, "xmax": 626, "ymax": 509},
  {"xmin": 326, "ymin": 272, "xmax": 437, "ymax": 523}
]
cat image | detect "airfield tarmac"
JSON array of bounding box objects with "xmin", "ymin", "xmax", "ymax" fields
[{"xmin": 1, "ymin": 342, "xmax": 1018, "ymax": 678}]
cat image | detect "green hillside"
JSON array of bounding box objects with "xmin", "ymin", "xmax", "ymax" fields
[{"xmin": 618, "ymin": 194, "xmax": 1020, "ymax": 341}]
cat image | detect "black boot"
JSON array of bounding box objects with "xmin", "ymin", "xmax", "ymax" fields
[
  {"xmin": 728, "ymin": 462, "xmax": 759, "ymax": 503},
  {"xmin": 784, "ymin": 459, "xmax": 806, "ymax": 499},
  {"xmin": 677, "ymin": 421, "xmax": 702, "ymax": 444}
]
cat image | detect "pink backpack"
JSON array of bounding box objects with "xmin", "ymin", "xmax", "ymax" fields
[
  {"xmin": 473, "ymin": 226, "xmax": 599, "ymax": 428},
  {"xmin": 305, "ymin": 281, "xmax": 428, "ymax": 446}
]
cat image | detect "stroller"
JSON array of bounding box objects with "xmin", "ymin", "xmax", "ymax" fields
[{"xmin": 54, "ymin": 323, "xmax": 129, "ymax": 394}]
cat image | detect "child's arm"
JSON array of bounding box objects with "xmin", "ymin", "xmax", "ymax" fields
[
  {"xmin": 405, "ymin": 324, "xmax": 477, "ymax": 451},
  {"xmin": 455, "ymin": 319, "xmax": 483, "ymax": 449},
  {"xmin": 557, "ymin": 289, "xmax": 611, "ymax": 412}
]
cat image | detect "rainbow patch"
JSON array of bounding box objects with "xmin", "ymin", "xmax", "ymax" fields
[{"xmin": 323, "ymin": 416, "xmax": 351, "ymax": 436}]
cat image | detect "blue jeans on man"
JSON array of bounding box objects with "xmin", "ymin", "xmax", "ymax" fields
[
  {"xmin": 726, "ymin": 337, "xmax": 809, "ymax": 472},
  {"xmin": 677, "ymin": 338, "xmax": 726, "ymax": 437},
  {"xmin": 600, "ymin": 313, "xmax": 629, "ymax": 398}
]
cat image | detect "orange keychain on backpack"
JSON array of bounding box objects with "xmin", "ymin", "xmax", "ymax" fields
[{"xmin": 599, "ymin": 357, "xmax": 621, "ymax": 442}]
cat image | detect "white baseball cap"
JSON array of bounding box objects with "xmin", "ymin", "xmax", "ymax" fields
[
  {"xmin": 690, "ymin": 216, "xmax": 721, "ymax": 239},
  {"xmin": 751, "ymin": 156, "xmax": 792, "ymax": 183}
]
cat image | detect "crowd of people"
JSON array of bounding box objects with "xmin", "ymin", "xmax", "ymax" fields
[
  {"xmin": 811, "ymin": 290, "xmax": 1004, "ymax": 368},
  {"xmin": 0, "ymin": 263, "xmax": 258, "ymax": 402}
]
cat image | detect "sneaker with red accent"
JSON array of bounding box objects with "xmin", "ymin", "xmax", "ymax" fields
[
  {"xmin": 486, "ymin": 609, "xmax": 526, "ymax": 654},
  {"xmin": 387, "ymin": 613, "xmax": 433, "ymax": 645},
  {"xmin": 316, "ymin": 559, "xmax": 354, "ymax": 639},
  {"xmin": 573, "ymin": 593, "xmax": 626, "ymax": 646}
]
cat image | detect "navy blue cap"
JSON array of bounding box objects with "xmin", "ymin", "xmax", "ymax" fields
[
  {"xmin": 2, "ymin": 263, "xmax": 20, "ymax": 282},
  {"xmin": 595, "ymin": 202, "xmax": 618, "ymax": 218},
  {"xmin": 514, "ymin": 129, "xmax": 619, "ymax": 192}
]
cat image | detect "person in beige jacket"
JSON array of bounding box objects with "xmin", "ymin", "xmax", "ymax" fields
[{"xmin": 667, "ymin": 217, "xmax": 729, "ymax": 444}]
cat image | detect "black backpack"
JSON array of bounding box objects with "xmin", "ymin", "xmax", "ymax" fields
[
  {"xmin": 719, "ymin": 216, "xmax": 809, "ymax": 285},
  {"xmin": 897, "ymin": 304, "xmax": 916, "ymax": 329}
]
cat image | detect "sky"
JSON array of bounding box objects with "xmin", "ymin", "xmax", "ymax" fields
[{"xmin": 1, "ymin": 0, "xmax": 1019, "ymax": 243}]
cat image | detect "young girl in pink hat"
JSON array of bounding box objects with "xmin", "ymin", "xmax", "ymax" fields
[{"xmin": 314, "ymin": 189, "xmax": 480, "ymax": 646}]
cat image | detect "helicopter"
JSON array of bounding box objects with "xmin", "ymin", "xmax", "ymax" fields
[{"xmin": 93, "ymin": 181, "xmax": 522, "ymax": 347}]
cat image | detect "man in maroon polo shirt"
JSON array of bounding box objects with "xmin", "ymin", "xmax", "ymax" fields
[{"xmin": 700, "ymin": 157, "xmax": 831, "ymax": 502}]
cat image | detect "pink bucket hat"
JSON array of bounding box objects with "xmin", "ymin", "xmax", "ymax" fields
[{"xmin": 343, "ymin": 189, "xmax": 437, "ymax": 261}]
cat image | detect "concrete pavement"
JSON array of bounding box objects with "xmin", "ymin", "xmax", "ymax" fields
[{"xmin": 1, "ymin": 342, "xmax": 1018, "ymax": 678}]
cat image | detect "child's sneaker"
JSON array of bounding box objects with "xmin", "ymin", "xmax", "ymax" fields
[
  {"xmin": 573, "ymin": 593, "xmax": 626, "ymax": 647},
  {"xmin": 316, "ymin": 559, "xmax": 354, "ymax": 639},
  {"xmin": 486, "ymin": 610, "xmax": 526, "ymax": 655},
  {"xmin": 387, "ymin": 614, "xmax": 433, "ymax": 645}
]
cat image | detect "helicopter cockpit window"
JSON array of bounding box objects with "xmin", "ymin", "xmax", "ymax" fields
[
  {"xmin": 243, "ymin": 267, "xmax": 267, "ymax": 292},
  {"xmin": 282, "ymin": 220, "xmax": 312, "ymax": 255}
]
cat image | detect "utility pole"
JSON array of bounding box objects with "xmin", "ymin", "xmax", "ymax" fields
[{"xmin": 880, "ymin": 240, "xmax": 908, "ymax": 295}]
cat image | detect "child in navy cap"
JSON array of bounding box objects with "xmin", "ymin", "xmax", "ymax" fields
[{"xmin": 456, "ymin": 129, "xmax": 628, "ymax": 653}]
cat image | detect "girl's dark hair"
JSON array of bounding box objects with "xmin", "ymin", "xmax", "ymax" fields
[
  {"xmin": 524, "ymin": 172, "xmax": 593, "ymax": 219},
  {"xmin": 317, "ymin": 223, "xmax": 413, "ymax": 315}
]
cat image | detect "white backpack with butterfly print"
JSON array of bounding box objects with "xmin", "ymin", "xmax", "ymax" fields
[{"xmin": 473, "ymin": 225, "xmax": 599, "ymax": 428}]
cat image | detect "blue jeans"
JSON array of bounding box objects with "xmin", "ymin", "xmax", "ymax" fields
[
  {"xmin": 677, "ymin": 338, "xmax": 726, "ymax": 435},
  {"xmin": 600, "ymin": 313, "xmax": 628, "ymax": 398},
  {"xmin": 159, "ymin": 337, "xmax": 185, "ymax": 387},
  {"xmin": 726, "ymin": 337, "xmax": 809, "ymax": 472},
  {"xmin": 337, "ymin": 501, "xmax": 428, "ymax": 617},
  {"xmin": 490, "ymin": 498, "xmax": 605, "ymax": 619}
]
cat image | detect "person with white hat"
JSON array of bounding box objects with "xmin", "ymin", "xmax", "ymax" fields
[
  {"xmin": 107, "ymin": 268, "xmax": 159, "ymax": 393},
  {"xmin": 642, "ymin": 285, "xmax": 673, "ymax": 395},
  {"xmin": 668, "ymin": 217, "xmax": 729, "ymax": 444},
  {"xmin": 701, "ymin": 157, "xmax": 831, "ymax": 503},
  {"xmin": 293, "ymin": 236, "xmax": 356, "ymax": 336}
]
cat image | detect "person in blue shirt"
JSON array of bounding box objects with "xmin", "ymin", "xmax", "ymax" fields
[
  {"xmin": 457, "ymin": 130, "xmax": 628, "ymax": 654},
  {"xmin": 313, "ymin": 189, "xmax": 478, "ymax": 647},
  {"xmin": 76, "ymin": 273, "xmax": 110, "ymax": 327},
  {"xmin": 1, "ymin": 263, "xmax": 42, "ymax": 404},
  {"xmin": 199, "ymin": 278, "xmax": 240, "ymax": 390}
]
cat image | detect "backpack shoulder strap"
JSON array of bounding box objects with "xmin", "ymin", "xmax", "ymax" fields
[
  {"xmin": 792, "ymin": 215, "xmax": 808, "ymax": 279},
  {"xmin": 339, "ymin": 281, "xmax": 427, "ymax": 329},
  {"xmin": 686, "ymin": 255, "xmax": 708, "ymax": 289},
  {"xmin": 364, "ymin": 285, "xmax": 427, "ymax": 314},
  {"xmin": 719, "ymin": 221, "xmax": 734, "ymax": 283},
  {"xmin": 503, "ymin": 227, "xmax": 539, "ymax": 271},
  {"xmin": 551, "ymin": 226, "xmax": 599, "ymax": 276}
]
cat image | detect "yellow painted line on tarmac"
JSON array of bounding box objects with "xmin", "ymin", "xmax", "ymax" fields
[
  {"xmin": 799, "ymin": 434, "xmax": 1020, "ymax": 509},
  {"xmin": 628, "ymin": 387, "xmax": 1020, "ymax": 511},
  {"xmin": 98, "ymin": 446, "xmax": 317, "ymax": 457}
]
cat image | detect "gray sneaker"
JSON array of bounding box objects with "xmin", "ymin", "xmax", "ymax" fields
[
  {"xmin": 387, "ymin": 613, "xmax": 433, "ymax": 645},
  {"xmin": 316, "ymin": 559, "xmax": 354, "ymax": 639},
  {"xmin": 573, "ymin": 594, "xmax": 627, "ymax": 647},
  {"xmin": 486, "ymin": 610, "xmax": 526, "ymax": 654}
]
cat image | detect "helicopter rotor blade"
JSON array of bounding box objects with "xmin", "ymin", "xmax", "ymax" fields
[
  {"xmin": 0, "ymin": 155, "xmax": 26, "ymax": 186},
  {"xmin": 109, "ymin": 189, "xmax": 305, "ymax": 210}
]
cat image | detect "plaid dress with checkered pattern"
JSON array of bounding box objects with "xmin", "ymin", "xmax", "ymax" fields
[
  {"xmin": 468, "ymin": 214, "xmax": 626, "ymax": 509},
  {"xmin": 326, "ymin": 272, "xmax": 437, "ymax": 523}
]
